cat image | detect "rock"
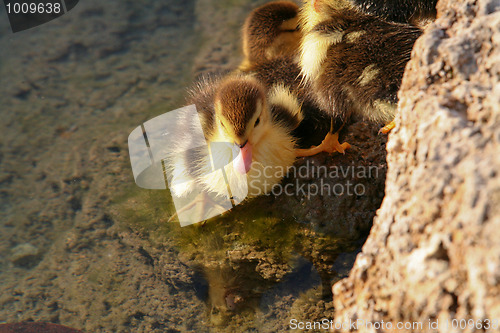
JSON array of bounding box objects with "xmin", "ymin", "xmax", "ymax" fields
[
  {"xmin": 11, "ymin": 243, "xmax": 40, "ymax": 267},
  {"xmin": 331, "ymin": 0, "xmax": 500, "ymax": 331}
]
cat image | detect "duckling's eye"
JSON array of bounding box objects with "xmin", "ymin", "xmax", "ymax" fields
[{"xmin": 254, "ymin": 117, "xmax": 260, "ymax": 127}]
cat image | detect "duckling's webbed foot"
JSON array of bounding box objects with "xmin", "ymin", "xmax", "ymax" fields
[
  {"xmin": 379, "ymin": 120, "xmax": 396, "ymax": 134},
  {"xmin": 295, "ymin": 131, "xmax": 351, "ymax": 157}
]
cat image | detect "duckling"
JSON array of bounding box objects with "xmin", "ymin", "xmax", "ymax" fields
[
  {"xmin": 236, "ymin": 0, "xmax": 352, "ymax": 155},
  {"xmin": 238, "ymin": 1, "xmax": 350, "ymax": 155},
  {"xmin": 239, "ymin": 1, "xmax": 302, "ymax": 71},
  {"xmin": 165, "ymin": 74, "xmax": 307, "ymax": 223},
  {"xmin": 243, "ymin": 55, "xmax": 350, "ymax": 153},
  {"xmin": 298, "ymin": 0, "xmax": 422, "ymax": 135}
]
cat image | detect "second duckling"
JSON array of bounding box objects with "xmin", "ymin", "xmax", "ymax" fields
[{"xmin": 299, "ymin": 0, "xmax": 423, "ymax": 134}]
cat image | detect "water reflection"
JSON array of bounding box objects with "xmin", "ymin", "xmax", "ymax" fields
[{"xmin": 116, "ymin": 189, "xmax": 366, "ymax": 330}]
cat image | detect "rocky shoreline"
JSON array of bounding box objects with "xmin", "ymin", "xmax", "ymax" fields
[{"xmin": 332, "ymin": 0, "xmax": 500, "ymax": 331}]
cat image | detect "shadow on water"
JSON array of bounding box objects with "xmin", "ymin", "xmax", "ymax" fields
[{"xmin": 113, "ymin": 183, "xmax": 367, "ymax": 329}]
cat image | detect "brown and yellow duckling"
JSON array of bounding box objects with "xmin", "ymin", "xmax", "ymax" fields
[
  {"xmin": 298, "ymin": 0, "xmax": 422, "ymax": 135},
  {"xmin": 239, "ymin": 1, "xmax": 350, "ymax": 155},
  {"xmin": 167, "ymin": 73, "xmax": 305, "ymax": 209},
  {"xmin": 239, "ymin": 1, "xmax": 302, "ymax": 71},
  {"xmin": 243, "ymin": 55, "xmax": 350, "ymax": 155}
]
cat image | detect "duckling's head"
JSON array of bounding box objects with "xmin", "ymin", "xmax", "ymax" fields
[
  {"xmin": 214, "ymin": 77, "xmax": 270, "ymax": 174},
  {"xmin": 300, "ymin": 0, "xmax": 353, "ymax": 32}
]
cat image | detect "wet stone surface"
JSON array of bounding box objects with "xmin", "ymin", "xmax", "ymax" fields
[{"xmin": 331, "ymin": 0, "xmax": 500, "ymax": 331}]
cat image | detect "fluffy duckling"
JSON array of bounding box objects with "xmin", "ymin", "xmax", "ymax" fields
[
  {"xmin": 238, "ymin": 1, "xmax": 350, "ymax": 155},
  {"xmin": 298, "ymin": 0, "xmax": 422, "ymax": 135},
  {"xmin": 239, "ymin": 1, "xmax": 302, "ymax": 71},
  {"xmin": 243, "ymin": 55, "xmax": 349, "ymax": 154},
  {"xmin": 168, "ymin": 74, "xmax": 304, "ymax": 211}
]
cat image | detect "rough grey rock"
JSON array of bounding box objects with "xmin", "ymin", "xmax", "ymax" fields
[
  {"xmin": 331, "ymin": 0, "xmax": 500, "ymax": 331},
  {"xmin": 10, "ymin": 243, "xmax": 40, "ymax": 267}
]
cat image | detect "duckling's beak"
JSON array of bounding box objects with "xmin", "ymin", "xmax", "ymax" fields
[{"xmin": 234, "ymin": 141, "xmax": 252, "ymax": 174}]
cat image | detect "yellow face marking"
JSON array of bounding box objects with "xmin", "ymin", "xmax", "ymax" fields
[
  {"xmin": 214, "ymin": 99, "xmax": 237, "ymax": 143},
  {"xmin": 358, "ymin": 64, "xmax": 380, "ymax": 87},
  {"xmin": 345, "ymin": 30, "xmax": 366, "ymax": 43},
  {"xmin": 251, "ymin": 99, "xmax": 263, "ymax": 129}
]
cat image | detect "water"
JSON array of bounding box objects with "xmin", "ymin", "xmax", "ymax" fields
[{"xmin": 0, "ymin": 0, "xmax": 384, "ymax": 331}]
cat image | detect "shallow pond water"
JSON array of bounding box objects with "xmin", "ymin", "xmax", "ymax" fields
[{"xmin": 0, "ymin": 0, "xmax": 386, "ymax": 331}]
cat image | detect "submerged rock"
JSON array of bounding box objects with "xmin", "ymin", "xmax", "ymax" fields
[
  {"xmin": 10, "ymin": 243, "xmax": 40, "ymax": 268},
  {"xmin": 332, "ymin": 0, "xmax": 500, "ymax": 331}
]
